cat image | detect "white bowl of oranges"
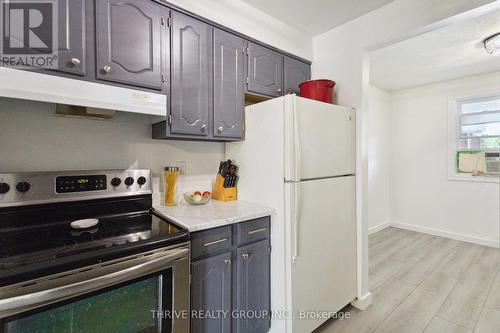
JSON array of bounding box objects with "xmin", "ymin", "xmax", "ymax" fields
[{"xmin": 184, "ymin": 191, "xmax": 211, "ymax": 206}]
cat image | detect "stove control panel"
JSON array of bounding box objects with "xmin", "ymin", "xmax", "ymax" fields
[
  {"xmin": 56, "ymin": 175, "xmax": 107, "ymax": 193},
  {"xmin": 0, "ymin": 170, "xmax": 151, "ymax": 207}
]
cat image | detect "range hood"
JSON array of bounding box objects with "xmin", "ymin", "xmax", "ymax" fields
[
  {"xmin": 55, "ymin": 104, "xmax": 116, "ymax": 120},
  {"xmin": 0, "ymin": 68, "xmax": 166, "ymax": 116}
]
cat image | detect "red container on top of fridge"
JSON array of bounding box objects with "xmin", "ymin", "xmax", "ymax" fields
[{"xmin": 299, "ymin": 79, "xmax": 336, "ymax": 104}]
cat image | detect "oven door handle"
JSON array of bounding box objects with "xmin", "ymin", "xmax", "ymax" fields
[{"xmin": 0, "ymin": 247, "xmax": 189, "ymax": 318}]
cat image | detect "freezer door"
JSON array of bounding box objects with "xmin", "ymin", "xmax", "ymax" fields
[
  {"xmin": 284, "ymin": 95, "xmax": 355, "ymax": 181},
  {"xmin": 286, "ymin": 176, "xmax": 357, "ymax": 333}
]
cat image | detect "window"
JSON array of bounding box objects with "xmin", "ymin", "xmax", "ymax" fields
[
  {"xmin": 448, "ymin": 95, "xmax": 500, "ymax": 182},
  {"xmin": 457, "ymin": 96, "xmax": 500, "ymax": 150}
]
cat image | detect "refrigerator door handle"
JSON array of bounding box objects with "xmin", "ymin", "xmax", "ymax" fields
[
  {"xmin": 292, "ymin": 183, "xmax": 302, "ymax": 263},
  {"xmin": 292, "ymin": 100, "xmax": 301, "ymax": 181}
]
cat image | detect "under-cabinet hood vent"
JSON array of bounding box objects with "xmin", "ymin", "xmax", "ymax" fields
[
  {"xmin": 0, "ymin": 68, "xmax": 167, "ymax": 117},
  {"xmin": 55, "ymin": 104, "xmax": 116, "ymax": 120}
]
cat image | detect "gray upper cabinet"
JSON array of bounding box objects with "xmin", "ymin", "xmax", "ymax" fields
[
  {"xmin": 53, "ymin": 0, "xmax": 86, "ymax": 76},
  {"xmin": 284, "ymin": 56, "xmax": 311, "ymax": 95},
  {"xmin": 235, "ymin": 240, "xmax": 271, "ymax": 333},
  {"xmin": 246, "ymin": 42, "xmax": 283, "ymax": 97},
  {"xmin": 191, "ymin": 252, "xmax": 232, "ymax": 333},
  {"xmin": 170, "ymin": 11, "xmax": 213, "ymax": 136},
  {"xmin": 213, "ymin": 29, "xmax": 245, "ymax": 139},
  {"xmin": 95, "ymin": 0, "xmax": 165, "ymax": 90}
]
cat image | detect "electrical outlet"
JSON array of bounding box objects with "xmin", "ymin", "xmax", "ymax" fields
[{"xmin": 176, "ymin": 161, "xmax": 187, "ymax": 176}]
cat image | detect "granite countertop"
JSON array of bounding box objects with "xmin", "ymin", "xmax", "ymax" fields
[{"xmin": 153, "ymin": 200, "xmax": 275, "ymax": 232}]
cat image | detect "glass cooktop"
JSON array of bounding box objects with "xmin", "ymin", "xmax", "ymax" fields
[
  {"xmin": 0, "ymin": 208, "xmax": 188, "ymax": 288},
  {"xmin": 0, "ymin": 212, "xmax": 182, "ymax": 270}
]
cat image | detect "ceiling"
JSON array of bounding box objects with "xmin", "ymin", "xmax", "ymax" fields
[
  {"xmin": 240, "ymin": 0, "xmax": 395, "ymax": 35},
  {"xmin": 370, "ymin": 8, "xmax": 500, "ymax": 92}
]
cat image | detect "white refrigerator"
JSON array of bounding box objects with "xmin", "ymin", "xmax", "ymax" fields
[{"xmin": 226, "ymin": 95, "xmax": 357, "ymax": 333}]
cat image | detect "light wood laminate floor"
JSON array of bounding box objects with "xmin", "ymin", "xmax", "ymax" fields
[{"xmin": 315, "ymin": 227, "xmax": 500, "ymax": 333}]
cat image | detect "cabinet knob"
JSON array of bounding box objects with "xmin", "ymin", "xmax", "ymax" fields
[
  {"xmin": 242, "ymin": 253, "xmax": 249, "ymax": 260},
  {"xmin": 224, "ymin": 259, "xmax": 231, "ymax": 265},
  {"xmin": 103, "ymin": 65, "xmax": 112, "ymax": 73},
  {"xmin": 276, "ymin": 88, "xmax": 282, "ymax": 95},
  {"xmin": 71, "ymin": 58, "xmax": 81, "ymax": 66},
  {"xmin": 218, "ymin": 126, "xmax": 224, "ymax": 133},
  {"xmin": 201, "ymin": 124, "xmax": 207, "ymax": 131}
]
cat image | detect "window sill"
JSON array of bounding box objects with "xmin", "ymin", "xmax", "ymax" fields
[{"xmin": 448, "ymin": 173, "xmax": 499, "ymax": 183}]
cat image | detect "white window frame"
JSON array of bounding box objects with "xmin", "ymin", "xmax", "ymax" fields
[{"xmin": 447, "ymin": 95, "xmax": 499, "ymax": 183}]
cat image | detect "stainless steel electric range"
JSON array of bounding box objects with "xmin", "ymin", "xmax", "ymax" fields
[{"xmin": 0, "ymin": 170, "xmax": 190, "ymax": 333}]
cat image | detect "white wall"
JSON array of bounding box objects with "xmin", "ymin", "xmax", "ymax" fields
[
  {"xmin": 165, "ymin": 0, "xmax": 312, "ymax": 60},
  {"xmin": 390, "ymin": 72, "xmax": 500, "ymax": 247},
  {"xmin": 0, "ymin": 98, "xmax": 224, "ymax": 175},
  {"xmin": 368, "ymin": 86, "xmax": 392, "ymax": 233},
  {"xmin": 312, "ymin": 0, "xmax": 498, "ymax": 305}
]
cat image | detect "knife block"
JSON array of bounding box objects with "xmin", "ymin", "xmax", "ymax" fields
[{"xmin": 212, "ymin": 174, "xmax": 237, "ymax": 202}]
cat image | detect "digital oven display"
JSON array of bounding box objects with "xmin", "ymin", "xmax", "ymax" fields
[{"xmin": 56, "ymin": 175, "xmax": 107, "ymax": 193}]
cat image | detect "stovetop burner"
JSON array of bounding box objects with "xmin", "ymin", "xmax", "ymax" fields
[{"xmin": 0, "ymin": 239, "xmax": 78, "ymax": 268}]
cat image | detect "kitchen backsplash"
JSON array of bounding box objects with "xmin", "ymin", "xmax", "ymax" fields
[
  {"xmin": 0, "ymin": 97, "xmax": 224, "ymax": 175},
  {"xmin": 152, "ymin": 174, "xmax": 214, "ymax": 206}
]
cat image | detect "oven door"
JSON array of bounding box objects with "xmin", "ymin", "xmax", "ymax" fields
[{"xmin": 0, "ymin": 244, "xmax": 190, "ymax": 333}]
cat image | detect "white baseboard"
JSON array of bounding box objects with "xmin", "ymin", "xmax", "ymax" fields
[
  {"xmin": 351, "ymin": 292, "xmax": 372, "ymax": 310},
  {"xmin": 368, "ymin": 221, "xmax": 391, "ymax": 235},
  {"xmin": 390, "ymin": 221, "xmax": 499, "ymax": 248}
]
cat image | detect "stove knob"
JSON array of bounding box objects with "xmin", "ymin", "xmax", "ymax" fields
[
  {"xmin": 111, "ymin": 177, "xmax": 121, "ymax": 187},
  {"xmin": 0, "ymin": 183, "xmax": 10, "ymax": 194},
  {"xmin": 16, "ymin": 181, "xmax": 31, "ymax": 193},
  {"xmin": 137, "ymin": 176, "xmax": 147, "ymax": 186},
  {"xmin": 124, "ymin": 177, "xmax": 134, "ymax": 187}
]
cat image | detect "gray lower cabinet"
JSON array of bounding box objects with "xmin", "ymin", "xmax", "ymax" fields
[
  {"xmin": 235, "ymin": 240, "xmax": 271, "ymax": 333},
  {"xmin": 213, "ymin": 29, "xmax": 245, "ymax": 139},
  {"xmin": 54, "ymin": 0, "xmax": 86, "ymax": 76},
  {"xmin": 246, "ymin": 42, "xmax": 283, "ymax": 97},
  {"xmin": 95, "ymin": 0, "xmax": 166, "ymax": 90},
  {"xmin": 284, "ymin": 56, "xmax": 311, "ymax": 95},
  {"xmin": 191, "ymin": 252, "xmax": 232, "ymax": 333},
  {"xmin": 190, "ymin": 217, "xmax": 271, "ymax": 333},
  {"xmin": 170, "ymin": 11, "xmax": 213, "ymax": 137}
]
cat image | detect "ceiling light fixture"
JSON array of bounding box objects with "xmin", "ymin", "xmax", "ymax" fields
[{"xmin": 483, "ymin": 32, "xmax": 500, "ymax": 55}]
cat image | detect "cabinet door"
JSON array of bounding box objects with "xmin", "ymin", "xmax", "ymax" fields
[
  {"xmin": 213, "ymin": 29, "xmax": 245, "ymax": 139},
  {"xmin": 96, "ymin": 0, "xmax": 165, "ymax": 89},
  {"xmin": 52, "ymin": 0, "xmax": 86, "ymax": 75},
  {"xmin": 235, "ymin": 240, "xmax": 270, "ymax": 333},
  {"xmin": 284, "ymin": 56, "xmax": 311, "ymax": 95},
  {"xmin": 246, "ymin": 42, "xmax": 283, "ymax": 97},
  {"xmin": 171, "ymin": 11, "xmax": 212, "ymax": 136},
  {"xmin": 191, "ymin": 252, "xmax": 232, "ymax": 333}
]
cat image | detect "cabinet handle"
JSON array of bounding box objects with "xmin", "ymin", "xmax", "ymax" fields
[
  {"xmin": 201, "ymin": 124, "xmax": 207, "ymax": 131},
  {"xmin": 224, "ymin": 259, "xmax": 231, "ymax": 265},
  {"xmin": 242, "ymin": 253, "xmax": 249, "ymax": 260},
  {"xmin": 203, "ymin": 238, "xmax": 227, "ymax": 247},
  {"xmin": 71, "ymin": 58, "xmax": 81, "ymax": 66},
  {"xmin": 103, "ymin": 65, "xmax": 112, "ymax": 73},
  {"xmin": 248, "ymin": 228, "xmax": 266, "ymax": 235},
  {"xmin": 218, "ymin": 126, "xmax": 224, "ymax": 133},
  {"xmin": 276, "ymin": 88, "xmax": 282, "ymax": 95}
]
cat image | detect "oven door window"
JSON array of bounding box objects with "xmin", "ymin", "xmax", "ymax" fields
[{"xmin": 3, "ymin": 270, "xmax": 172, "ymax": 333}]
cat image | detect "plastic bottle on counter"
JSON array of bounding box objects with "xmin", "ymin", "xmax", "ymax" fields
[{"xmin": 164, "ymin": 166, "xmax": 179, "ymax": 206}]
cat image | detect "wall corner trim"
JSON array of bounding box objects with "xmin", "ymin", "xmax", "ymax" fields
[
  {"xmin": 351, "ymin": 292, "xmax": 372, "ymax": 310},
  {"xmin": 368, "ymin": 220, "xmax": 391, "ymax": 235},
  {"xmin": 390, "ymin": 221, "xmax": 500, "ymax": 249}
]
